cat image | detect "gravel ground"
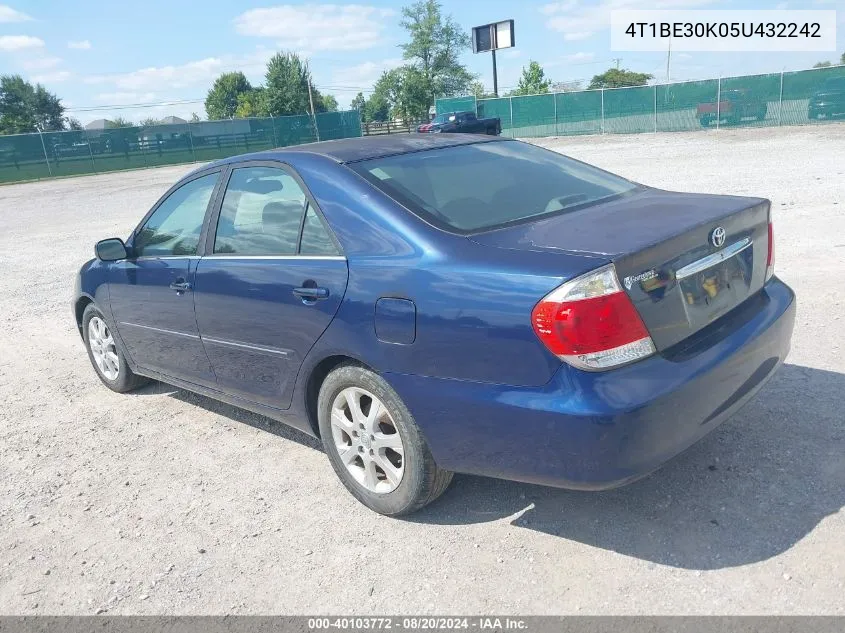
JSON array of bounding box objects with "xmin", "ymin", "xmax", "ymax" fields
[{"xmin": 0, "ymin": 125, "xmax": 843, "ymax": 615}]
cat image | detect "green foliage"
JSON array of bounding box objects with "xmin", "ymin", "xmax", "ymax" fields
[
  {"xmin": 264, "ymin": 52, "xmax": 325, "ymax": 116},
  {"xmin": 397, "ymin": 0, "xmax": 474, "ymax": 112},
  {"xmin": 509, "ymin": 61, "xmax": 552, "ymax": 96},
  {"xmin": 139, "ymin": 117, "xmax": 162, "ymax": 126},
  {"xmin": 66, "ymin": 117, "xmax": 83, "ymax": 130},
  {"xmin": 322, "ymin": 94, "xmax": 339, "ymax": 112},
  {"xmin": 234, "ymin": 87, "xmax": 268, "ymax": 118},
  {"xmin": 350, "ymin": 92, "xmax": 366, "ymax": 112},
  {"xmin": 111, "ymin": 116, "xmax": 135, "ymax": 128},
  {"xmin": 469, "ymin": 81, "xmax": 496, "ymax": 99},
  {"xmin": 205, "ymin": 71, "xmax": 253, "ymax": 120},
  {"xmin": 813, "ymin": 61, "xmax": 832, "ymax": 68},
  {"xmin": 0, "ymin": 74, "xmax": 65, "ymax": 134},
  {"xmin": 588, "ymin": 68, "xmax": 653, "ymax": 89},
  {"xmin": 363, "ymin": 83, "xmax": 391, "ymax": 122}
]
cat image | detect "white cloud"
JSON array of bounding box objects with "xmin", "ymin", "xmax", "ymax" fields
[
  {"xmin": 83, "ymin": 50, "xmax": 275, "ymax": 92},
  {"xmin": 0, "ymin": 34, "xmax": 44, "ymax": 51},
  {"xmin": 234, "ymin": 4, "xmax": 395, "ymax": 51},
  {"xmin": 68, "ymin": 40, "xmax": 92, "ymax": 50},
  {"xmin": 31, "ymin": 70, "xmax": 72, "ymax": 83},
  {"xmin": 22, "ymin": 55, "xmax": 62, "ymax": 71},
  {"xmin": 329, "ymin": 58, "xmax": 403, "ymax": 92},
  {"xmin": 541, "ymin": 0, "xmax": 718, "ymax": 41},
  {"xmin": 499, "ymin": 49, "xmax": 522, "ymax": 59},
  {"xmin": 0, "ymin": 4, "xmax": 31, "ymax": 22},
  {"xmin": 85, "ymin": 58, "xmax": 225, "ymax": 91}
]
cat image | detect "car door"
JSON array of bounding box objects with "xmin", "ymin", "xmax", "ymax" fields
[
  {"xmin": 108, "ymin": 170, "xmax": 221, "ymax": 386},
  {"xmin": 193, "ymin": 163, "xmax": 348, "ymax": 409}
]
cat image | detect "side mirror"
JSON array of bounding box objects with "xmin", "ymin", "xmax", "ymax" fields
[{"xmin": 95, "ymin": 238, "xmax": 128, "ymax": 261}]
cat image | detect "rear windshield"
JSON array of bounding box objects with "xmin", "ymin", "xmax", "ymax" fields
[{"xmin": 349, "ymin": 140, "xmax": 638, "ymax": 233}]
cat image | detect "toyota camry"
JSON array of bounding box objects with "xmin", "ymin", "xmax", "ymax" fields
[{"xmin": 73, "ymin": 134, "xmax": 795, "ymax": 515}]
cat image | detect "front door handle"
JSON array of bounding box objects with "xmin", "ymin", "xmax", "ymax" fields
[
  {"xmin": 293, "ymin": 286, "xmax": 329, "ymax": 301},
  {"xmin": 169, "ymin": 279, "xmax": 192, "ymax": 292}
]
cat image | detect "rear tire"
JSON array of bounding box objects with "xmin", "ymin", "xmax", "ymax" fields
[
  {"xmin": 318, "ymin": 363, "xmax": 453, "ymax": 516},
  {"xmin": 82, "ymin": 303, "xmax": 149, "ymax": 393}
]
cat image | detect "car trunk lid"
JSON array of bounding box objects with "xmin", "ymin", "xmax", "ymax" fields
[{"xmin": 469, "ymin": 188, "xmax": 771, "ymax": 352}]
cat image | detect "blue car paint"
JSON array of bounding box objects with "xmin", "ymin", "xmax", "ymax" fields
[{"xmin": 74, "ymin": 136, "xmax": 796, "ymax": 490}]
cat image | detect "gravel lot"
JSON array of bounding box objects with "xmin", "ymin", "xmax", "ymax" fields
[{"xmin": 1, "ymin": 125, "xmax": 843, "ymax": 615}]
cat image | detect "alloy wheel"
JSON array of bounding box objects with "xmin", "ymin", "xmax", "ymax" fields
[
  {"xmin": 330, "ymin": 387, "xmax": 405, "ymax": 494},
  {"xmin": 88, "ymin": 316, "xmax": 120, "ymax": 381}
]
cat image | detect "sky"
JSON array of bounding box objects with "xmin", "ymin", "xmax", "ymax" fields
[{"xmin": 0, "ymin": 0, "xmax": 841, "ymax": 125}]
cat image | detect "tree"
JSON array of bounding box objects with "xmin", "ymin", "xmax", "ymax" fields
[
  {"xmin": 322, "ymin": 94, "xmax": 339, "ymax": 112},
  {"xmin": 813, "ymin": 61, "xmax": 832, "ymax": 68},
  {"xmin": 588, "ymin": 68, "xmax": 653, "ymax": 89},
  {"xmin": 111, "ymin": 116, "xmax": 135, "ymax": 127},
  {"xmin": 469, "ymin": 80, "xmax": 495, "ymax": 100},
  {"xmin": 841, "ymin": 51, "xmax": 845, "ymax": 65},
  {"xmin": 363, "ymin": 83, "xmax": 391, "ymax": 122},
  {"xmin": 264, "ymin": 52, "xmax": 324, "ymax": 116},
  {"xmin": 398, "ymin": 0, "xmax": 474, "ymax": 112},
  {"xmin": 350, "ymin": 92, "xmax": 366, "ymax": 112},
  {"xmin": 66, "ymin": 117, "xmax": 83, "ymax": 130},
  {"xmin": 235, "ymin": 88, "xmax": 268, "ymax": 118},
  {"xmin": 139, "ymin": 117, "xmax": 162, "ymax": 126},
  {"xmin": 205, "ymin": 71, "xmax": 253, "ymax": 120},
  {"xmin": 0, "ymin": 74, "xmax": 65, "ymax": 134},
  {"xmin": 510, "ymin": 61, "xmax": 552, "ymax": 96}
]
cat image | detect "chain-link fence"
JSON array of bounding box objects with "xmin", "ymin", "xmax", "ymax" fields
[
  {"xmin": 0, "ymin": 110, "xmax": 362, "ymax": 185},
  {"xmin": 437, "ymin": 64, "xmax": 845, "ymax": 138}
]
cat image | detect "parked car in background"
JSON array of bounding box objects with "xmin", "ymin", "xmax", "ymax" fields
[
  {"xmin": 698, "ymin": 89, "xmax": 768, "ymax": 127},
  {"xmin": 417, "ymin": 111, "xmax": 501, "ymax": 135},
  {"xmin": 74, "ymin": 135, "xmax": 794, "ymax": 516},
  {"xmin": 808, "ymin": 77, "xmax": 845, "ymax": 119}
]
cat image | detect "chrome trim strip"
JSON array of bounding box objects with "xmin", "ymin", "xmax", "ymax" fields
[
  {"xmin": 119, "ymin": 321, "xmax": 200, "ymax": 339},
  {"xmin": 133, "ymin": 256, "xmax": 200, "ymax": 261},
  {"xmin": 201, "ymin": 336, "xmax": 291, "ymax": 356},
  {"xmin": 201, "ymin": 255, "xmax": 346, "ymax": 261},
  {"xmin": 675, "ymin": 238, "xmax": 752, "ymax": 280}
]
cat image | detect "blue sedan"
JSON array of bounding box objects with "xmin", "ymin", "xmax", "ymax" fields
[{"xmin": 73, "ymin": 134, "xmax": 795, "ymax": 515}]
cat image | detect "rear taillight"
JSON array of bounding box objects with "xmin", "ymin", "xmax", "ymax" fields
[
  {"xmin": 531, "ymin": 264, "xmax": 656, "ymax": 371},
  {"xmin": 765, "ymin": 219, "xmax": 775, "ymax": 281}
]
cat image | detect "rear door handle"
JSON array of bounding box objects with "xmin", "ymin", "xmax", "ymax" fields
[
  {"xmin": 169, "ymin": 280, "xmax": 192, "ymax": 292},
  {"xmin": 293, "ymin": 286, "xmax": 329, "ymax": 300}
]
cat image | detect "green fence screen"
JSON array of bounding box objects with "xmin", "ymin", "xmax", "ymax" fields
[
  {"xmin": 0, "ymin": 110, "xmax": 361, "ymax": 184},
  {"xmin": 436, "ymin": 64, "xmax": 845, "ymax": 139}
]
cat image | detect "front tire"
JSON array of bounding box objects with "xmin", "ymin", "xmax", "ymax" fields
[
  {"xmin": 318, "ymin": 363, "xmax": 453, "ymax": 516},
  {"xmin": 82, "ymin": 303, "xmax": 149, "ymax": 393}
]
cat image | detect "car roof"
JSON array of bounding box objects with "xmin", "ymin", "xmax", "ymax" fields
[{"xmin": 204, "ymin": 133, "xmax": 507, "ymax": 169}]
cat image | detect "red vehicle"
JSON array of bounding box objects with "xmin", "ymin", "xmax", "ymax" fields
[{"xmin": 697, "ymin": 89, "xmax": 768, "ymax": 127}]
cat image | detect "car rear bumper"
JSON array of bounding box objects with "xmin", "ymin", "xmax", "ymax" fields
[{"xmin": 384, "ymin": 277, "xmax": 795, "ymax": 489}]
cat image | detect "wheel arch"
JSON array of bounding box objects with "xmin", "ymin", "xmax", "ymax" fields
[
  {"xmin": 303, "ymin": 354, "xmax": 371, "ymax": 438},
  {"xmin": 74, "ymin": 294, "xmax": 95, "ymax": 338}
]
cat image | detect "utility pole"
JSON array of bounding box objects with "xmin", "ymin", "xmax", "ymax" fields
[
  {"xmin": 666, "ymin": 39, "xmax": 672, "ymax": 82},
  {"xmin": 306, "ymin": 61, "xmax": 320, "ymax": 142},
  {"xmin": 492, "ymin": 49, "xmax": 498, "ymax": 97}
]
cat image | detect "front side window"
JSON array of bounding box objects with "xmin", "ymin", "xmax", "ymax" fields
[
  {"xmin": 214, "ymin": 166, "xmax": 307, "ymax": 255},
  {"xmin": 350, "ymin": 140, "xmax": 638, "ymax": 233},
  {"xmin": 134, "ymin": 172, "xmax": 218, "ymax": 257}
]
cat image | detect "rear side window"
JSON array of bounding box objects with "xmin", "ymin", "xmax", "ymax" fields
[
  {"xmin": 349, "ymin": 141, "xmax": 638, "ymax": 233},
  {"xmin": 300, "ymin": 206, "xmax": 339, "ymax": 255},
  {"xmin": 214, "ymin": 166, "xmax": 306, "ymax": 255}
]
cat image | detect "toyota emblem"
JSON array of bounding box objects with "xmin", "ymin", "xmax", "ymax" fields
[{"xmin": 710, "ymin": 226, "xmax": 726, "ymax": 248}]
